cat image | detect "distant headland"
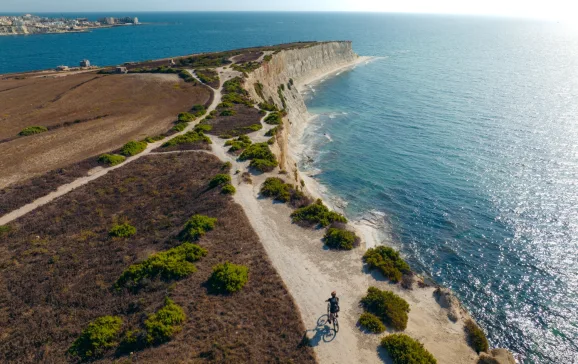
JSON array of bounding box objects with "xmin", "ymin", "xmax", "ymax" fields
[{"xmin": 0, "ymin": 14, "xmax": 140, "ymax": 36}]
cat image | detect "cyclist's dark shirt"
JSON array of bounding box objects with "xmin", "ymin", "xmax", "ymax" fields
[{"xmin": 327, "ymin": 297, "xmax": 339, "ymax": 313}]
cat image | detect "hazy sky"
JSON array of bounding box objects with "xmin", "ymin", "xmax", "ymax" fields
[{"xmin": 1, "ymin": 0, "xmax": 575, "ymax": 21}]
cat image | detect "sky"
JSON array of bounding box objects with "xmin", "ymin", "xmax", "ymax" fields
[{"xmin": 1, "ymin": 0, "xmax": 575, "ymax": 21}]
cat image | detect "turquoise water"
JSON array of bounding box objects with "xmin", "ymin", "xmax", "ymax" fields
[{"xmin": 2, "ymin": 12, "xmax": 577, "ymax": 363}]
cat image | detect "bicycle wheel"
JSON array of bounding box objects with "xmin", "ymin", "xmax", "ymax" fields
[{"xmin": 333, "ymin": 317, "xmax": 339, "ymax": 332}]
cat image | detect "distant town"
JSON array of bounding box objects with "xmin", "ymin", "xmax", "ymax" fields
[{"xmin": 0, "ymin": 14, "xmax": 140, "ymax": 36}]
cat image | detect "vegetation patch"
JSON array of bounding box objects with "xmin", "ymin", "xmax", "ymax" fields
[
  {"xmin": 225, "ymin": 135, "xmax": 252, "ymax": 152},
  {"xmin": 120, "ymin": 140, "xmax": 148, "ymax": 156},
  {"xmin": 264, "ymin": 112, "xmax": 282, "ymax": 125},
  {"xmin": 194, "ymin": 68, "xmax": 220, "ymax": 88},
  {"xmin": 265, "ymin": 125, "xmax": 282, "ymax": 137},
  {"xmin": 145, "ymin": 298, "xmax": 187, "ymax": 344},
  {"xmin": 239, "ymin": 142, "xmax": 278, "ymax": 172},
  {"xmin": 179, "ymin": 214, "xmax": 217, "ymax": 241},
  {"xmin": 359, "ymin": 312, "xmax": 385, "ymax": 333},
  {"xmin": 222, "ymin": 77, "xmax": 254, "ymax": 107},
  {"xmin": 263, "ymin": 54, "xmax": 273, "ymax": 62},
  {"xmin": 363, "ymin": 246, "xmax": 410, "ymax": 283},
  {"xmin": 465, "ymin": 319, "xmax": 489, "ymax": 353},
  {"xmin": 98, "ymin": 153, "xmax": 126, "ymax": 166},
  {"xmin": 209, "ymin": 174, "xmax": 232, "ymax": 188},
  {"xmin": 361, "ymin": 287, "xmax": 410, "ymax": 331},
  {"xmin": 232, "ymin": 62, "xmax": 261, "ymax": 75},
  {"xmin": 172, "ymin": 122, "xmax": 188, "ymax": 132},
  {"xmin": 19, "ymin": 125, "xmax": 48, "ymax": 136},
  {"xmin": 208, "ymin": 262, "xmax": 249, "ymax": 294},
  {"xmin": 115, "ymin": 243, "xmax": 208, "ymax": 289},
  {"xmin": 178, "ymin": 70, "xmax": 196, "ymax": 83},
  {"xmin": 220, "ymin": 109, "xmax": 236, "ymax": 116},
  {"xmin": 254, "ymin": 82, "xmax": 265, "ymax": 100},
  {"xmin": 290, "ymin": 199, "xmax": 347, "ymax": 227},
  {"xmin": 194, "ymin": 123, "xmax": 213, "ymax": 133},
  {"xmin": 109, "ymin": 222, "xmax": 136, "ymax": 238},
  {"xmin": 277, "ymin": 86, "xmax": 287, "ymax": 109},
  {"xmin": 143, "ymin": 134, "xmax": 165, "ymax": 143},
  {"xmin": 161, "ymin": 130, "xmax": 211, "ymax": 148},
  {"xmin": 259, "ymin": 102, "xmax": 278, "ymax": 112},
  {"xmin": 260, "ymin": 177, "xmax": 310, "ymax": 208},
  {"xmin": 221, "ymin": 184, "xmax": 236, "ymax": 195},
  {"xmin": 381, "ymin": 334, "xmax": 437, "ymax": 364},
  {"xmin": 0, "ymin": 225, "xmax": 12, "ymax": 236},
  {"xmin": 68, "ymin": 316, "xmax": 123, "ymax": 360},
  {"xmin": 323, "ymin": 225, "xmax": 359, "ymax": 250}
]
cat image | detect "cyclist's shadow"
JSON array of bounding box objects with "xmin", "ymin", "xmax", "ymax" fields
[{"xmin": 304, "ymin": 314, "xmax": 338, "ymax": 346}]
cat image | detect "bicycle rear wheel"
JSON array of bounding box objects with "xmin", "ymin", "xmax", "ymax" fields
[{"xmin": 333, "ymin": 317, "xmax": 339, "ymax": 332}]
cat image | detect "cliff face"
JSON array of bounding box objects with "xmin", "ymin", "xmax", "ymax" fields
[{"xmin": 245, "ymin": 41, "xmax": 359, "ymax": 176}]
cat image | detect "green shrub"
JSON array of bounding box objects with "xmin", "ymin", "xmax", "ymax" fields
[
  {"xmin": 115, "ymin": 243, "xmax": 207, "ymax": 288},
  {"xmin": 109, "ymin": 223, "xmax": 136, "ymax": 238},
  {"xmin": 264, "ymin": 112, "xmax": 282, "ymax": 125},
  {"xmin": 264, "ymin": 54, "xmax": 273, "ymax": 62},
  {"xmin": 191, "ymin": 104, "xmax": 207, "ymax": 117},
  {"xmin": 98, "ymin": 153, "xmax": 126, "ymax": 166},
  {"xmin": 239, "ymin": 142, "xmax": 277, "ymax": 164},
  {"xmin": 0, "ymin": 225, "xmax": 11, "ymax": 236},
  {"xmin": 208, "ymin": 262, "xmax": 249, "ymax": 293},
  {"xmin": 250, "ymin": 158, "xmax": 278, "ymax": 172},
  {"xmin": 145, "ymin": 298, "xmax": 186, "ymax": 344},
  {"xmin": 69, "ymin": 316, "xmax": 123, "ymax": 360},
  {"xmin": 143, "ymin": 134, "xmax": 165, "ymax": 143},
  {"xmin": 217, "ymin": 101, "xmax": 234, "ymax": 109},
  {"xmin": 179, "ymin": 214, "xmax": 217, "ymax": 241},
  {"xmin": 220, "ymin": 109, "xmax": 236, "ymax": 116},
  {"xmin": 290, "ymin": 199, "xmax": 347, "ymax": 227},
  {"xmin": 19, "ymin": 125, "xmax": 48, "ymax": 136},
  {"xmin": 222, "ymin": 161, "xmax": 232, "ymax": 170},
  {"xmin": 254, "ymin": 82, "xmax": 265, "ymax": 100},
  {"xmin": 361, "ymin": 287, "xmax": 410, "ymax": 331},
  {"xmin": 277, "ymin": 86, "xmax": 287, "ymax": 109},
  {"xmin": 120, "ymin": 141, "xmax": 147, "ymax": 156},
  {"xmin": 465, "ymin": 319, "xmax": 489, "ymax": 353},
  {"xmin": 265, "ymin": 125, "xmax": 281, "ymax": 137},
  {"xmin": 259, "ymin": 102, "xmax": 278, "ymax": 112},
  {"xmin": 363, "ymin": 246, "xmax": 410, "ymax": 283},
  {"xmin": 194, "ymin": 123, "xmax": 213, "ymax": 133},
  {"xmin": 380, "ymin": 334, "xmax": 437, "ymax": 364},
  {"xmin": 221, "ymin": 184, "xmax": 236, "ymax": 195},
  {"xmin": 244, "ymin": 124, "xmax": 262, "ymax": 132},
  {"xmin": 162, "ymin": 131, "xmax": 211, "ymax": 147},
  {"xmin": 178, "ymin": 70, "xmax": 195, "ymax": 83},
  {"xmin": 267, "ymin": 137, "xmax": 275, "ymax": 145},
  {"xmin": 178, "ymin": 112, "xmax": 194, "ymax": 122},
  {"xmin": 209, "ymin": 174, "xmax": 231, "ymax": 188},
  {"xmin": 259, "ymin": 177, "xmax": 310, "ymax": 207},
  {"xmin": 225, "ymin": 135, "xmax": 252, "ymax": 152},
  {"xmin": 359, "ymin": 312, "xmax": 386, "ymax": 333},
  {"xmin": 194, "ymin": 69, "xmax": 219, "ymax": 86},
  {"xmin": 324, "ymin": 227, "xmax": 359, "ymax": 250},
  {"xmin": 172, "ymin": 122, "xmax": 188, "ymax": 132}
]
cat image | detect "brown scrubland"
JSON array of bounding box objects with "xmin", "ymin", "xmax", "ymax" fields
[
  {"xmin": 0, "ymin": 152, "xmax": 315, "ymax": 363},
  {"xmin": 0, "ymin": 73, "xmax": 211, "ymax": 188}
]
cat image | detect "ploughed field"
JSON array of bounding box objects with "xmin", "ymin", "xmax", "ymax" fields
[
  {"xmin": 0, "ymin": 152, "xmax": 315, "ymax": 363},
  {"xmin": 0, "ymin": 72, "xmax": 211, "ymax": 188}
]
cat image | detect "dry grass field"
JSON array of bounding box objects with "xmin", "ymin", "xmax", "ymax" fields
[
  {"xmin": 0, "ymin": 72, "xmax": 212, "ymax": 188},
  {"xmin": 0, "ymin": 152, "xmax": 315, "ymax": 363}
]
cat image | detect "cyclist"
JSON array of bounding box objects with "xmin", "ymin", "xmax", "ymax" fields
[{"xmin": 326, "ymin": 291, "xmax": 340, "ymax": 324}]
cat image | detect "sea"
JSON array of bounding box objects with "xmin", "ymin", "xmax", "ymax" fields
[{"xmin": 1, "ymin": 12, "xmax": 577, "ymax": 363}]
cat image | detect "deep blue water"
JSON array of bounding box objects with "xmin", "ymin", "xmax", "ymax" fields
[{"xmin": 1, "ymin": 12, "xmax": 577, "ymax": 363}]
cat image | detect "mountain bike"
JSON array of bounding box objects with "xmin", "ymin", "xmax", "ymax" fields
[{"xmin": 327, "ymin": 303, "xmax": 339, "ymax": 333}]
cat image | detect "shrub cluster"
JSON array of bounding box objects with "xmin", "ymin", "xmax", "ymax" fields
[
  {"xmin": 172, "ymin": 122, "xmax": 187, "ymax": 132},
  {"xmin": 324, "ymin": 226, "xmax": 359, "ymax": 250},
  {"xmin": 259, "ymin": 102, "xmax": 278, "ymax": 112},
  {"xmin": 363, "ymin": 246, "xmax": 410, "ymax": 283},
  {"xmin": 145, "ymin": 298, "xmax": 187, "ymax": 344},
  {"xmin": 359, "ymin": 312, "xmax": 385, "ymax": 333},
  {"xmin": 221, "ymin": 184, "xmax": 236, "ymax": 195},
  {"xmin": 465, "ymin": 319, "xmax": 489, "ymax": 353},
  {"xmin": 68, "ymin": 316, "xmax": 123, "ymax": 360},
  {"xmin": 208, "ymin": 262, "xmax": 249, "ymax": 293},
  {"xmin": 194, "ymin": 123, "xmax": 213, "ymax": 133},
  {"xmin": 225, "ymin": 135, "xmax": 252, "ymax": 152},
  {"xmin": 209, "ymin": 174, "xmax": 231, "ymax": 188},
  {"xmin": 162, "ymin": 131, "xmax": 211, "ymax": 148},
  {"xmin": 178, "ymin": 112, "xmax": 195, "ymax": 122},
  {"xmin": 115, "ymin": 243, "xmax": 208, "ymax": 289},
  {"xmin": 361, "ymin": 287, "xmax": 410, "ymax": 331},
  {"xmin": 222, "ymin": 77, "xmax": 254, "ymax": 107},
  {"xmin": 232, "ymin": 62, "xmax": 261, "ymax": 74},
  {"xmin": 260, "ymin": 177, "xmax": 310, "ymax": 207},
  {"xmin": 178, "ymin": 70, "xmax": 195, "ymax": 83},
  {"xmin": 263, "ymin": 54, "xmax": 273, "ymax": 62},
  {"xmin": 290, "ymin": 199, "xmax": 347, "ymax": 227},
  {"xmin": 179, "ymin": 214, "xmax": 217, "ymax": 241},
  {"xmin": 239, "ymin": 142, "xmax": 278, "ymax": 172},
  {"xmin": 254, "ymin": 82, "xmax": 265, "ymax": 100},
  {"xmin": 194, "ymin": 68, "xmax": 219, "ymax": 86},
  {"xmin": 264, "ymin": 112, "xmax": 282, "ymax": 125},
  {"xmin": 277, "ymin": 86, "xmax": 287, "ymax": 109},
  {"xmin": 19, "ymin": 125, "xmax": 48, "ymax": 136},
  {"xmin": 220, "ymin": 109, "xmax": 236, "ymax": 116},
  {"xmin": 120, "ymin": 140, "xmax": 147, "ymax": 156},
  {"xmin": 143, "ymin": 134, "xmax": 165, "ymax": 143},
  {"xmin": 190, "ymin": 104, "xmax": 207, "ymax": 117},
  {"xmin": 380, "ymin": 334, "xmax": 437, "ymax": 364},
  {"xmin": 98, "ymin": 153, "xmax": 126, "ymax": 166},
  {"xmin": 265, "ymin": 125, "xmax": 282, "ymax": 137},
  {"xmin": 109, "ymin": 222, "xmax": 136, "ymax": 238}
]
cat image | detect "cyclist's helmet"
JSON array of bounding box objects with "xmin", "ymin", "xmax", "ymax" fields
[{"xmin": 331, "ymin": 291, "xmax": 337, "ymax": 297}]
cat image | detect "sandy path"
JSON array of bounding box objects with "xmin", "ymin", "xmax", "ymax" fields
[{"xmin": 0, "ymin": 69, "xmax": 224, "ymax": 226}]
